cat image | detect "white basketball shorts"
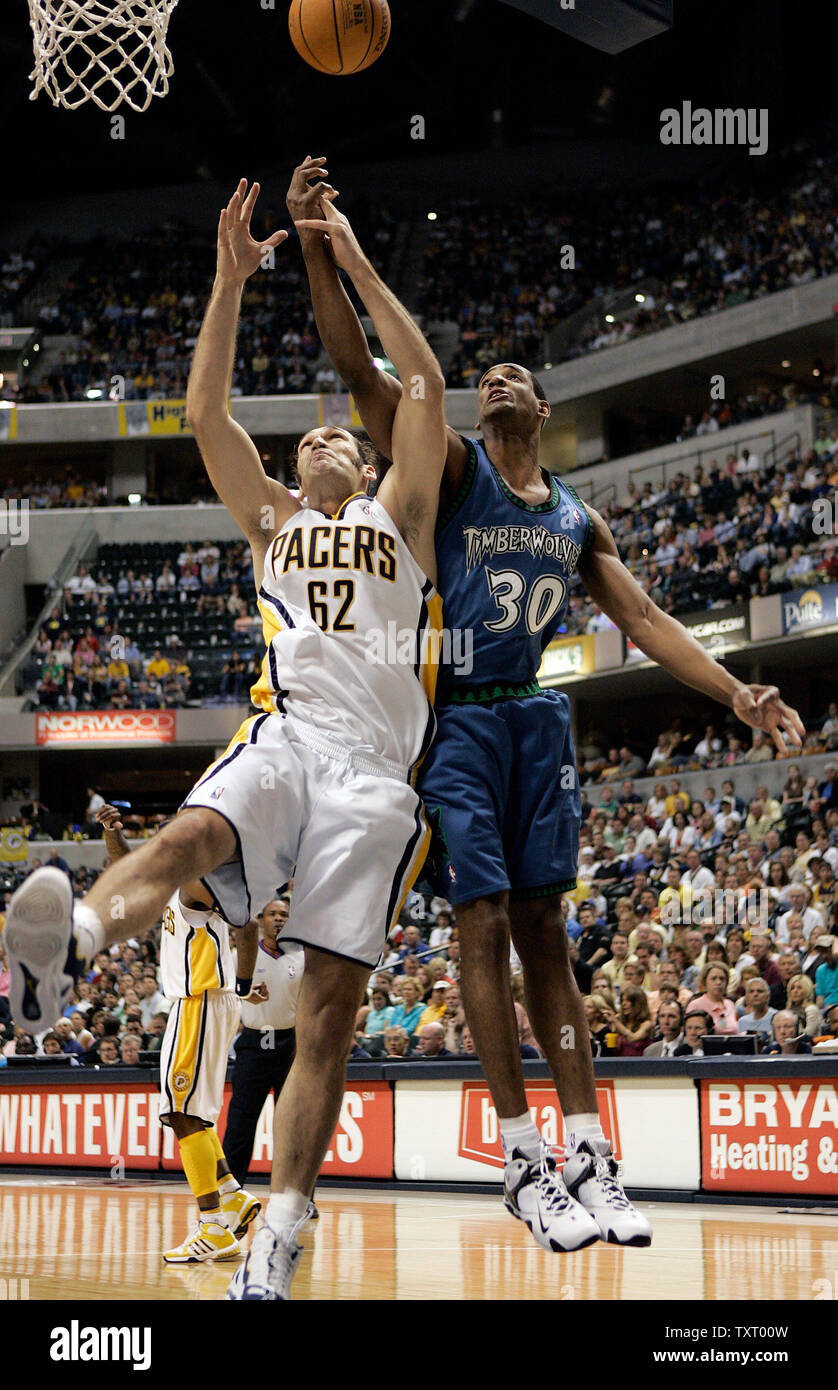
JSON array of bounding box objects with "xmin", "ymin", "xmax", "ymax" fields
[
  {"xmin": 181, "ymin": 711, "xmax": 430, "ymax": 968},
  {"xmin": 159, "ymin": 988, "xmax": 241, "ymax": 1127}
]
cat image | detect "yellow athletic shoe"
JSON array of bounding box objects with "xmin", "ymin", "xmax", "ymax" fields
[
  {"xmin": 163, "ymin": 1220, "xmax": 242, "ymax": 1264},
  {"xmin": 221, "ymin": 1186, "xmax": 262, "ymax": 1239}
]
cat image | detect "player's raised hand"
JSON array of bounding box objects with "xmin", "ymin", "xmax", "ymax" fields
[
  {"xmin": 286, "ymin": 155, "xmax": 339, "ymax": 225},
  {"xmin": 732, "ymin": 684, "xmax": 806, "ymax": 754},
  {"xmin": 217, "ymin": 178, "xmax": 287, "ymax": 287},
  {"xmin": 294, "ymin": 196, "xmax": 365, "ymax": 275},
  {"xmin": 96, "ymin": 804, "xmax": 123, "ymax": 833}
]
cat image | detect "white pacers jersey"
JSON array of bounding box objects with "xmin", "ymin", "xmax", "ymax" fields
[
  {"xmin": 159, "ymin": 892, "xmax": 236, "ymax": 1001},
  {"xmin": 250, "ymin": 493, "xmax": 442, "ymax": 776}
]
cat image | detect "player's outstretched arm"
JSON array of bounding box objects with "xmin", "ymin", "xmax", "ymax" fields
[
  {"xmin": 186, "ymin": 179, "xmax": 299, "ymax": 573},
  {"xmin": 296, "ymin": 199, "xmax": 447, "ymax": 581},
  {"xmin": 288, "ymin": 157, "xmax": 467, "ymax": 493},
  {"xmin": 578, "ymin": 506, "xmax": 805, "ymax": 753},
  {"xmin": 288, "ymin": 158, "xmax": 403, "ymax": 451}
]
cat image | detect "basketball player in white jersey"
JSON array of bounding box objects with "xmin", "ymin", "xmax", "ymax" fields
[
  {"xmin": 4, "ymin": 177, "xmax": 447, "ymax": 1301},
  {"xmin": 98, "ymin": 806, "xmax": 262, "ymax": 1262}
]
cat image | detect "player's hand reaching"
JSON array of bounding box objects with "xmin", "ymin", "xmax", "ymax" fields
[
  {"xmin": 96, "ymin": 804, "xmax": 123, "ymax": 834},
  {"xmin": 286, "ymin": 155, "xmax": 339, "ymax": 228},
  {"xmin": 294, "ymin": 196, "xmax": 365, "ymax": 275},
  {"xmin": 732, "ymin": 684, "xmax": 805, "ymax": 754},
  {"xmin": 242, "ymin": 983, "xmax": 270, "ymax": 1005},
  {"xmin": 217, "ymin": 179, "xmax": 287, "ymax": 287}
]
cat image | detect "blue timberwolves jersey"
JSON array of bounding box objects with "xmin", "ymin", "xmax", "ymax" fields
[{"xmin": 435, "ymin": 436, "xmax": 592, "ymax": 697}]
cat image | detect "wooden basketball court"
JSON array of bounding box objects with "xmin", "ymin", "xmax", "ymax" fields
[{"xmin": 1, "ymin": 1176, "xmax": 835, "ymax": 1301}]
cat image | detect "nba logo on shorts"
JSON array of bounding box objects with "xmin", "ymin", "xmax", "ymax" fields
[{"xmin": 210, "ymin": 786, "xmax": 224, "ymax": 800}]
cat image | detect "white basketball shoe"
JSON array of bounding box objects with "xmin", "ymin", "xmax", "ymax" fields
[
  {"xmin": 504, "ymin": 1143, "xmax": 601, "ymax": 1253},
  {"xmin": 562, "ymin": 1138, "xmax": 652, "ymax": 1247},
  {"xmin": 226, "ymin": 1218, "xmax": 305, "ymax": 1301}
]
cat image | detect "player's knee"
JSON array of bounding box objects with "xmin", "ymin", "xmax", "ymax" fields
[
  {"xmin": 156, "ymin": 809, "xmax": 231, "ymax": 878},
  {"xmin": 459, "ymin": 899, "xmax": 510, "ymax": 963}
]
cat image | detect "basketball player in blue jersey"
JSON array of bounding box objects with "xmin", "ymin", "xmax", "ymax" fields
[
  {"xmin": 4, "ymin": 179, "xmax": 447, "ymax": 1301},
  {"xmin": 290, "ymin": 156, "xmax": 805, "ymax": 1252}
]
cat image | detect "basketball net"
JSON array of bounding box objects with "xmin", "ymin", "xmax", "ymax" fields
[{"xmin": 27, "ymin": 0, "xmax": 180, "ymax": 112}]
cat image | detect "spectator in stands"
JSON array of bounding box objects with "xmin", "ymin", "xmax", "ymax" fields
[
  {"xmin": 785, "ymin": 973, "xmax": 822, "ymax": 1036},
  {"xmin": 602, "ymin": 986, "xmax": 653, "ymax": 1057},
  {"xmin": 382, "ymin": 1025, "xmax": 411, "ymax": 1059},
  {"xmin": 689, "ymin": 963, "xmax": 739, "ymax": 1034},
  {"xmin": 763, "ymin": 1010, "xmax": 813, "ymax": 1056},
  {"xmin": 416, "ymin": 1022, "xmax": 455, "ymax": 1059},
  {"xmin": 575, "ymin": 903, "xmax": 611, "ymax": 967},
  {"xmin": 737, "ymin": 978, "xmax": 776, "ymax": 1044},
  {"xmin": 95, "ymin": 1038, "xmax": 120, "ymax": 1066},
  {"xmin": 388, "ymin": 979, "xmax": 424, "ymax": 1040},
  {"xmin": 814, "ymin": 936, "xmax": 838, "ymax": 1009},
  {"xmin": 674, "ymin": 1010, "xmax": 713, "ymax": 1056},
  {"xmin": 643, "ymin": 1001, "xmax": 685, "ymax": 1057}
]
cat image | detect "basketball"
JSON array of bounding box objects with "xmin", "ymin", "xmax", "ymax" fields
[{"xmin": 288, "ymin": 0, "xmax": 390, "ymax": 75}]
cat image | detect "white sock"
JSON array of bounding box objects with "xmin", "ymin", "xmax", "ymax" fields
[
  {"xmin": 73, "ymin": 905, "xmax": 105, "ymax": 963},
  {"xmin": 218, "ymin": 1173, "xmax": 240, "ymax": 1195},
  {"xmin": 499, "ymin": 1112, "xmax": 542, "ymax": 1162},
  {"xmin": 201, "ymin": 1205, "xmax": 231, "ymax": 1229},
  {"xmin": 266, "ymin": 1189, "xmax": 309, "ymax": 1239},
  {"xmin": 566, "ymin": 1113, "xmax": 605, "ymax": 1152}
]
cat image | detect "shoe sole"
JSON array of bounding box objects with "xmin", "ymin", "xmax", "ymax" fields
[
  {"xmin": 602, "ymin": 1229, "xmax": 653, "ymax": 1248},
  {"xmin": 163, "ymin": 1248, "xmax": 242, "ymax": 1264},
  {"xmin": 504, "ymin": 1197, "xmax": 601, "ymax": 1253},
  {"xmin": 5, "ymin": 869, "xmax": 74, "ymax": 1031},
  {"xmin": 229, "ymin": 1197, "xmax": 261, "ymax": 1239}
]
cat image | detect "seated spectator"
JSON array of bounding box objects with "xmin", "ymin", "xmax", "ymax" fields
[
  {"xmin": 458, "ymin": 1024, "xmax": 479, "ymax": 1058},
  {"xmin": 119, "ymin": 1034, "xmax": 143, "ymax": 1065},
  {"xmin": 600, "ymin": 930, "xmax": 630, "ymax": 990},
  {"xmin": 763, "ymin": 1010, "xmax": 813, "ymax": 1055},
  {"xmin": 388, "ymin": 979, "xmax": 424, "ymax": 1038},
  {"xmin": 382, "ymin": 1025, "xmax": 412, "ymax": 1059},
  {"xmin": 737, "ymin": 977, "xmax": 776, "ymax": 1044},
  {"xmin": 416, "ymin": 980, "xmax": 450, "ymax": 1030},
  {"xmin": 575, "ymin": 903, "xmax": 611, "ymax": 967},
  {"xmin": 785, "ymin": 972, "xmax": 823, "ymax": 1036},
  {"xmin": 415, "ymin": 1022, "xmax": 455, "ymax": 1059},
  {"xmin": 689, "ymin": 962, "xmax": 739, "ymax": 1034},
  {"xmin": 584, "ymin": 994, "xmax": 616, "ymax": 1056},
  {"xmin": 602, "ymin": 986, "xmax": 653, "ymax": 1056},
  {"xmin": 96, "ymin": 1037, "xmax": 120, "ymax": 1065},
  {"xmin": 674, "ymin": 1009, "xmax": 713, "ymax": 1056},
  {"xmin": 356, "ymin": 987, "xmax": 394, "ymax": 1045},
  {"xmin": 643, "ymin": 1000, "xmax": 685, "ymax": 1057},
  {"xmin": 814, "ymin": 935, "xmax": 838, "ymax": 1009}
]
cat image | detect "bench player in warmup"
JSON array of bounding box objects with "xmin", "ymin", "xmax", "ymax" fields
[
  {"xmin": 96, "ymin": 805, "xmax": 263, "ymax": 1263},
  {"xmin": 289, "ymin": 156, "xmax": 805, "ymax": 1252},
  {"xmin": 4, "ymin": 177, "xmax": 447, "ymax": 1301}
]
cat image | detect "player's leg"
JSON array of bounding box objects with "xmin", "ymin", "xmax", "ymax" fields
[
  {"xmin": 456, "ymin": 892, "xmax": 527, "ymax": 1117},
  {"xmin": 456, "ymin": 891, "xmax": 598, "ymax": 1251},
  {"xmin": 505, "ymin": 694, "xmax": 651, "ymax": 1246},
  {"xmin": 159, "ymin": 992, "xmax": 244, "ymax": 1262},
  {"xmin": 508, "ymin": 893, "xmax": 597, "ymax": 1116},
  {"xmin": 228, "ymin": 951, "xmax": 369, "ymax": 1300},
  {"xmin": 4, "ymin": 809, "xmax": 235, "ymax": 1030}
]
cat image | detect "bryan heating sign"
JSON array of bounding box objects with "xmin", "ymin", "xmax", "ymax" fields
[{"xmin": 701, "ymin": 1080, "xmax": 838, "ymax": 1196}]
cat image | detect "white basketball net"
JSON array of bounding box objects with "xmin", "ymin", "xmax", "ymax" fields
[{"xmin": 27, "ymin": 0, "xmax": 180, "ymax": 112}]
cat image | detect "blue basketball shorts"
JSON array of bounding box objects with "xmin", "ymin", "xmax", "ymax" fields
[{"xmin": 418, "ymin": 689, "xmax": 581, "ymax": 906}]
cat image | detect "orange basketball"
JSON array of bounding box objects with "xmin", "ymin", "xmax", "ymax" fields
[{"xmin": 288, "ymin": 0, "xmax": 390, "ymax": 75}]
